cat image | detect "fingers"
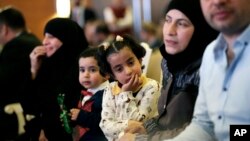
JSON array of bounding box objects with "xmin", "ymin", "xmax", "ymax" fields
[
  {"xmin": 30, "ymin": 46, "xmax": 46, "ymax": 58},
  {"xmin": 122, "ymin": 74, "xmax": 142, "ymax": 92}
]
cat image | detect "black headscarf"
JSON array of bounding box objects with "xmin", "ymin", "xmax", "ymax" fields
[
  {"xmin": 160, "ymin": 0, "xmax": 218, "ymax": 73},
  {"xmin": 44, "ymin": 18, "xmax": 88, "ymax": 63}
]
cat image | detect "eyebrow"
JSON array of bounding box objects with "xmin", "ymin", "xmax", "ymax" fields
[{"xmin": 112, "ymin": 56, "xmax": 134, "ymax": 70}]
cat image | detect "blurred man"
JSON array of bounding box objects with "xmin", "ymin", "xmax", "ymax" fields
[{"xmin": 0, "ymin": 6, "xmax": 41, "ymax": 141}]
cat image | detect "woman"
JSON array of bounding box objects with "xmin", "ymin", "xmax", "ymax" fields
[
  {"xmin": 119, "ymin": 0, "xmax": 218, "ymax": 140},
  {"xmin": 23, "ymin": 18, "xmax": 88, "ymax": 141}
]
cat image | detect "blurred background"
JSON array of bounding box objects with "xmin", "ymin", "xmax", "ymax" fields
[{"xmin": 0, "ymin": 0, "xmax": 169, "ymax": 40}]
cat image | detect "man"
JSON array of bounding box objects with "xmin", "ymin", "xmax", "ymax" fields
[
  {"xmin": 0, "ymin": 6, "xmax": 41, "ymax": 140},
  {"xmin": 164, "ymin": 0, "xmax": 250, "ymax": 140}
]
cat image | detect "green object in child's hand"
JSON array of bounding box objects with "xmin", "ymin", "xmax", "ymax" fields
[{"xmin": 57, "ymin": 93, "xmax": 72, "ymax": 134}]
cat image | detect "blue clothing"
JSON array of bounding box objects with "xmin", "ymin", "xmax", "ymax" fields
[{"xmin": 165, "ymin": 25, "xmax": 250, "ymax": 141}]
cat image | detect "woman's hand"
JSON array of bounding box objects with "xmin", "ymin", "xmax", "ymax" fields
[
  {"xmin": 126, "ymin": 120, "xmax": 146, "ymax": 134},
  {"xmin": 30, "ymin": 46, "xmax": 46, "ymax": 79}
]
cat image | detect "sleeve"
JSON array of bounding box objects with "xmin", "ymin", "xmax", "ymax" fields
[
  {"xmin": 116, "ymin": 7, "xmax": 133, "ymax": 28},
  {"xmin": 103, "ymin": 7, "xmax": 115, "ymax": 24},
  {"xmin": 162, "ymin": 123, "xmax": 215, "ymax": 141},
  {"xmin": 100, "ymin": 85, "xmax": 129, "ymax": 139}
]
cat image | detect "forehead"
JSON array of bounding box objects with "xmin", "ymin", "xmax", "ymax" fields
[
  {"xmin": 166, "ymin": 9, "xmax": 189, "ymax": 21},
  {"xmin": 107, "ymin": 47, "xmax": 134, "ymax": 65},
  {"xmin": 79, "ymin": 56, "xmax": 98, "ymax": 66}
]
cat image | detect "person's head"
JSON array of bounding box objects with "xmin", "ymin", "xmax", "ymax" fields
[
  {"xmin": 140, "ymin": 22, "xmax": 158, "ymax": 42},
  {"xmin": 97, "ymin": 34, "xmax": 146, "ymax": 85},
  {"xmin": 43, "ymin": 18, "xmax": 88, "ymax": 58},
  {"xmin": 95, "ymin": 21, "xmax": 111, "ymax": 45},
  {"xmin": 161, "ymin": 0, "xmax": 218, "ymax": 71},
  {"xmin": 0, "ymin": 6, "xmax": 26, "ymax": 45},
  {"xmin": 200, "ymin": 0, "xmax": 250, "ymax": 36},
  {"xmin": 79, "ymin": 47, "xmax": 109, "ymax": 89}
]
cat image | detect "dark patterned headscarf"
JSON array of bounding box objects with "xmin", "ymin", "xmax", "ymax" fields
[{"xmin": 160, "ymin": 0, "xmax": 218, "ymax": 73}]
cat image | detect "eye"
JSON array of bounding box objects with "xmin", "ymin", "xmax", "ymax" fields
[
  {"xmin": 177, "ymin": 20, "xmax": 190, "ymax": 27},
  {"xmin": 79, "ymin": 67, "xmax": 85, "ymax": 73},
  {"xmin": 128, "ymin": 60, "xmax": 134, "ymax": 66},
  {"xmin": 90, "ymin": 67, "xmax": 97, "ymax": 73},
  {"xmin": 114, "ymin": 66, "xmax": 123, "ymax": 73},
  {"xmin": 165, "ymin": 16, "xmax": 171, "ymax": 24}
]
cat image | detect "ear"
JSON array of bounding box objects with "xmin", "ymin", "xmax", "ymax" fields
[
  {"xmin": 0, "ymin": 24, "xmax": 8, "ymax": 36},
  {"xmin": 104, "ymin": 74, "xmax": 110, "ymax": 80},
  {"xmin": 139, "ymin": 58, "xmax": 143, "ymax": 64}
]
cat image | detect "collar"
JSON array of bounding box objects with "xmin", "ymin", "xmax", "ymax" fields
[
  {"xmin": 87, "ymin": 80, "xmax": 109, "ymax": 95},
  {"xmin": 213, "ymin": 24, "xmax": 250, "ymax": 60}
]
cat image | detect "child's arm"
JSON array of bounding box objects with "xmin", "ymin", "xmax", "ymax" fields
[
  {"xmin": 119, "ymin": 79, "xmax": 160, "ymax": 122},
  {"xmin": 100, "ymin": 85, "xmax": 129, "ymax": 140}
]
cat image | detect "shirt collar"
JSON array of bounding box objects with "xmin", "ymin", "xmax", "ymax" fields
[
  {"xmin": 213, "ymin": 24, "xmax": 250, "ymax": 60},
  {"xmin": 87, "ymin": 80, "xmax": 109, "ymax": 95}
]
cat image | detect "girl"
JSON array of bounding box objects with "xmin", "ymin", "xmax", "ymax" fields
[{"xmin": 97, "ymin": 34, "xmax": 160, "ymax": 141}]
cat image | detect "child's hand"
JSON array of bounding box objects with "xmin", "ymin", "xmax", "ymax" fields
[
  {"xmin": 122, "ymin": 74, "xmax": 142, "ymax": 92},
  {"xmin": 70, "ymin": 108, "xmax": 80, "ymax": 121}
]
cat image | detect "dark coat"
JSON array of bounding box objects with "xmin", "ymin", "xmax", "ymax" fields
[
  {"xmin": 0, "ymin": 31, "xmax": 41, "ymax": 140},
  {"xmin": 77, "ymin": 90, "xmax": 107, "ymax": 141},
  {"xmin": 144, "ymin": 58, "xmax": 200, "ymax": 141}
]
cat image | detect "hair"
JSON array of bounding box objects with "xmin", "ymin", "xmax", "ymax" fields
[
  {"xmin": 0, "ymin": 6, "xmax": 26, "ymax": 31},
  {"xmin": 141, "ymin": 22, "xmax": 157, "ymax": 35},
  {"xmin": 97, "ymin": 34, "xmax": 146, "ymax": 77},
  {"xmin": 79, "ymin": 47, "xmax": 107, "ymax": 77},
  {"xmin": 95, "ymin": 22, "xmax": 110, "ymax": 35}
]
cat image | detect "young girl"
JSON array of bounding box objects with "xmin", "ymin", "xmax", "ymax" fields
[
  {"xmin": 70, "ymin": 47, "xmax": 109, "ymax": 141},
  {"xmin": 97, "ymin": 34, "xmax": 161, "ymax": 141}
]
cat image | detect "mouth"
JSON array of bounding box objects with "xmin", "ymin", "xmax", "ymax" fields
[
  {"xmin": 212, "ymin": 10, "xmax": 231, "ymax": 20},
  {"xmin": 165, "ymin": 39, "xmax": 178, "ymax": 47},
  {"xmin": 82, "ymin": 81, "xmax": 91, "ymax": 86}
]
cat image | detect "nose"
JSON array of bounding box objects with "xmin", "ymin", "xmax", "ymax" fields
[
  {"xmin": 164, "ymin": 22, "xmax": 177, "ymax": 36},
  {"xmin": 42, "ymin": 36, "xmax": 49, "ymax": 46},
  {"xmin": 124, "ymin": 66, "xmax": 132, "ymax": 75},
  {"xmin": 83, "ymin": 70, "xmax": 90, "ymax": 77}
]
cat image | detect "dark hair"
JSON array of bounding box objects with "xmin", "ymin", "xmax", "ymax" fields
[
  {"xmin": 97, "ymin": 34, "xmax": 146, "ymax": 76},
  {"xmin": 95, "ymin": 22, "xmax": 110, "ymax": 35},
  {"xmin": 0, "ymin": 6, "xmax": 26, "ymax": 30},
  {"xmin": 79, "ymin": 47, "xmax": 107, "ymax": 77}
]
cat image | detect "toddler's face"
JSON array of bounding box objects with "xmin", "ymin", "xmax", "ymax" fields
[{"xmin": 79, "ymin": 57, "xmax": 106, "ymax": 89}]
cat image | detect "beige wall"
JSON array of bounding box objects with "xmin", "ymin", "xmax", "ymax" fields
[{"xmin": 0, "ymin": 0, "xmax": 57, "ymax": 40}]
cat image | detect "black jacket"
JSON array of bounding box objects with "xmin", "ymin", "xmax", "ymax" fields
[
  {"xmin": 77, "ymin": 90, "xmax": 107, "ymax": 141},
  {"xmin": 0, "ymin": 31, "xmax": 41, "ymax": 140}
]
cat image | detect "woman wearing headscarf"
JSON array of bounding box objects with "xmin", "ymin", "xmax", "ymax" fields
[
  {"xmin": 119, "ymin": 0, "xmax": 218, "ymax": 140},
  {"xmin": 22, "ymin": 18, "xmax": 88, "ymax": 141}
]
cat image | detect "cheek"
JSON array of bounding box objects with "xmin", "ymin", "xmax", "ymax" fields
[{"xmin": 178, "ymin": 31, "xmax": 193, "ymax": 52}]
